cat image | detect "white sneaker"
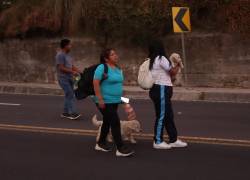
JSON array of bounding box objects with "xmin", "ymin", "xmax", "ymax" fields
[
  {"xmin": 153, "ymin": 141, "xmax": 171, "ymax": 149},
  {"xmin": 95, "ymin": 144, "xmax": 111, "ymax": 152},
  {"xmin": 116, "ymin": 146, "xmax": 135, "ymax": 157},
  {"xmin": 169, "ymin": 139, "xmax": 188, "ymax": 148}
]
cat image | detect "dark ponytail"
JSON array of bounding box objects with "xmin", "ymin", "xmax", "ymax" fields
[{"xmin": 100, "ymin": 48, "xmax": 113, "ymax": 64}]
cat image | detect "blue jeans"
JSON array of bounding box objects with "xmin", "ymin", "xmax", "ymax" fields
[{"xmin": 58, "ymin": 78, "xmax": 77, "ymax": 114}]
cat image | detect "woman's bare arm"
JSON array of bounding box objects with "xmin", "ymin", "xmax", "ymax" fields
[{"xmin": 93, "ymin": 79, "xmax": 105, "ymax": 108}]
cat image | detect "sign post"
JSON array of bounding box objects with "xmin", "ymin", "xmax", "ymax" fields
[
  {"xmin": 172, "ymin": 7, "xmax": 191, "ymax": 84},
  {"xmin": 181, "ymin": 33, "xmax": 187, "ymax": 81}
]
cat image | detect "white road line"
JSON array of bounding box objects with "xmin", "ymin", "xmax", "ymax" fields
[{"xmin": 0, "ymin": 103, "xmax": 21, "ymax": 106}]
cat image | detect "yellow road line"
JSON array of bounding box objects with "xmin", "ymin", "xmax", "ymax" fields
[{"xmin": 0, "ymin": 123, "xmax": 250, "ymax": 148}]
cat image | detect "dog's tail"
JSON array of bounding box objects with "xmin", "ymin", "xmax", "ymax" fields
[{"xmin": 92, "ymin": 115, "xmax": 102, "ymax": 127}]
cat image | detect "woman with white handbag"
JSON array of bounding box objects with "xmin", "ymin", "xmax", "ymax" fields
[{"xmin": 148, "ymin": 40, "xmax": 188, "ymax": 149}]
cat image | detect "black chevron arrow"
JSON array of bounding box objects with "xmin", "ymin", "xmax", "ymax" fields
[{"xmin": 175, "ymin": 8, "xmax": 189, "ymax": 31}]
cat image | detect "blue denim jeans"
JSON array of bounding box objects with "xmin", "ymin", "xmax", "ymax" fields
[{"xmin": 58, "ymin": 78, "xmax": 77, "ymax": 114}]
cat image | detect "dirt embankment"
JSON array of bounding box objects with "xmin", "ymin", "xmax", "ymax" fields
[{"xmin": 0, "ymin": 0, "xmax": 249, "ymax": 46}]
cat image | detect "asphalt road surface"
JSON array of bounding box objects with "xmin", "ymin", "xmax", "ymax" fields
[
  {"xmin": 0, "ymin": 94, "xmax": 249, "ymax": 140},
  {"xmin": 0, "ymin": 94, "xmax": 250, "ymax": 180},
  {"xmin": 0, "ymin": 130, "xmax": 249, "ymax": 180}
]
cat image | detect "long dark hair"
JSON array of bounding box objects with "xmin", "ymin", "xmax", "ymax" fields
[
  {"xmin": 100, "ymin": 48, "xmax": 113, "ymax": 64},
  {"xmin": 148, "ymin": 40, "xmax": 170, "ymax": 70}
]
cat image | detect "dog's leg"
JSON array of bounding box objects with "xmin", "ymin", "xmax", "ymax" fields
[
  {"xmin": 122, "ymin": 128, "xmax": 129, "ymax": 141},
  {"xmin": 107, "ymin": 136, "xmax": 113, "ymax": 143},
  {"xmin": 129, "ymin": 134, "xmax": 137, "ymax": 144},
  {"xmin": 123, "ymin": 137, "xmax": 129, "ymax": 141},
  {"xmin": 96, "ymin": 129, "xmax": 100, "ymax": 142},
  {"xmin": 96, "ymin": 127, "xmax": 101, "ymax": 142},
  {"xmin": 107, "ymin": 130, "xmax": 113, "ymax": 142}
]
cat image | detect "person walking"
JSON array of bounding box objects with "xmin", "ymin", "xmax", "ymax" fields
[
  {"xmin": 93, "ymin": 48, "xmax": 134, "ymax": 157},
  {"xmin": 55, "ymin": 39, "xmax": 81, "ymax": 120},
  {"xmin": 148, "ymin": 40, "xmax": 188, "ymax": 149}
]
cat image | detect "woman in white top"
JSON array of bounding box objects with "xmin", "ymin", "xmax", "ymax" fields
[{"xmin": 148, "ymin": 40, "xmax": 187, "ymax": 149}]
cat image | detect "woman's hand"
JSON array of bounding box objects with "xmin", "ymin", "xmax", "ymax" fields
[
  {"xmin": 98, "ymin": 99, "xmax": 105, "ymax": 109},
  {"xmin": 93, "ymin": 79, "xmax": 105, "ymax": 109}
]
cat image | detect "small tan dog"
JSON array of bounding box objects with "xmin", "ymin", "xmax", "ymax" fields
[
  {"xmin": 92, "ymin": 115, "xmax": 142, "ymax": 144},
  {"xmin": 169, "ymin": 53, "xmax": 184, "ymax": 86}
]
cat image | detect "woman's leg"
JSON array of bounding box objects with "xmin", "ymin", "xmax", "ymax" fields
[
  {"xmin": 97, "ymin": 106, "xmax": 111, "ymax": 145},
  {"xmin": 164, "ymin": 86, "xmax": 178, "ymax": 143},
  {"xmin": 96, "ymin": 103, "xmax": 134, "ymax": 156},
  {"xmin": 97, "ymin": 104, "xmax": 123, "ymax": 148},
  {"xmin": 150, "ymin": 85, "xmax": 166, "ymax": 144},
  {"xmin": 107, "ymin": 104, "xmax": 124, "ymax": 149}
]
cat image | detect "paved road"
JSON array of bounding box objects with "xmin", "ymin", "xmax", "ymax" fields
[
  {"xmin": 0, "ymin": 94, "xmax": 250, "ymax": 140},
  {"xmin": 0, "ymin": 129, "xmax": 249, "ymax": 180},
  {"xmin": 1, "ymin": 94, "xmax": 250, "ymax": 179}
]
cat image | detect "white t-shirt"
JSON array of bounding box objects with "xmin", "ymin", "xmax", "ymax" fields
[{"xmin": 151, "ymin": 56, "xmax": 173, "ymax": 86}]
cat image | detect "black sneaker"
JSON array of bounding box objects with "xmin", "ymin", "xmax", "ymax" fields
[
  {"xmin": 61, "ymin": 113, "xmax": 71, "ymax": 119},
  {"xmin": 70, "ymin": 113, "xmax": 81, "ymax": 120},
  {"xmin": 95, "ymin": 143, "xmax": 112, "ymax": 152},
  {"xmin": 116, "ymin": 146, "xmax": 134, "ymax": 157}
]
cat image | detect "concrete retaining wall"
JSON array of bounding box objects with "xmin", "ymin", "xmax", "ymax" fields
[{"xmin": 0, "ymin": 33, "xmax": 249, "ymax": 88}]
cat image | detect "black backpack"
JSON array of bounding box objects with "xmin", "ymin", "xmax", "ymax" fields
[{"xmin": 74, "ymin": 63, "xmax": 108, "ymax": 100}]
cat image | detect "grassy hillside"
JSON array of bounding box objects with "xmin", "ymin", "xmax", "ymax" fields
[{"xmin": 0, "ymin": 0, "xmax": 249, "ymax": 46}]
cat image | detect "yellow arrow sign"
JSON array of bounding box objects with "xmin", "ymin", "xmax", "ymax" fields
[{"xmin": 172, "ymin": 7, "xmax": 191, "ymax": 33}]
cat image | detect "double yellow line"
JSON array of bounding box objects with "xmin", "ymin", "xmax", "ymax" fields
[{"xmin": 0, "ymin": 123, "xmax": 250, "ymax": 148}]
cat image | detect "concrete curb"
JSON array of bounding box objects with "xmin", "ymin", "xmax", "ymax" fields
[
  {"xmin": 0, "ymin": 82, "xmax": 250, "ymax": 103},
  {"xmin": 0, "ymin": 83, "xmax": 63, "ymax": 96}
]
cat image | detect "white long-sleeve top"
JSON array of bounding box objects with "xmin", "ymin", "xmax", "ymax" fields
[{"xmin": 151, "ymin": 56, "xmax": 173, "ymax": 86}]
